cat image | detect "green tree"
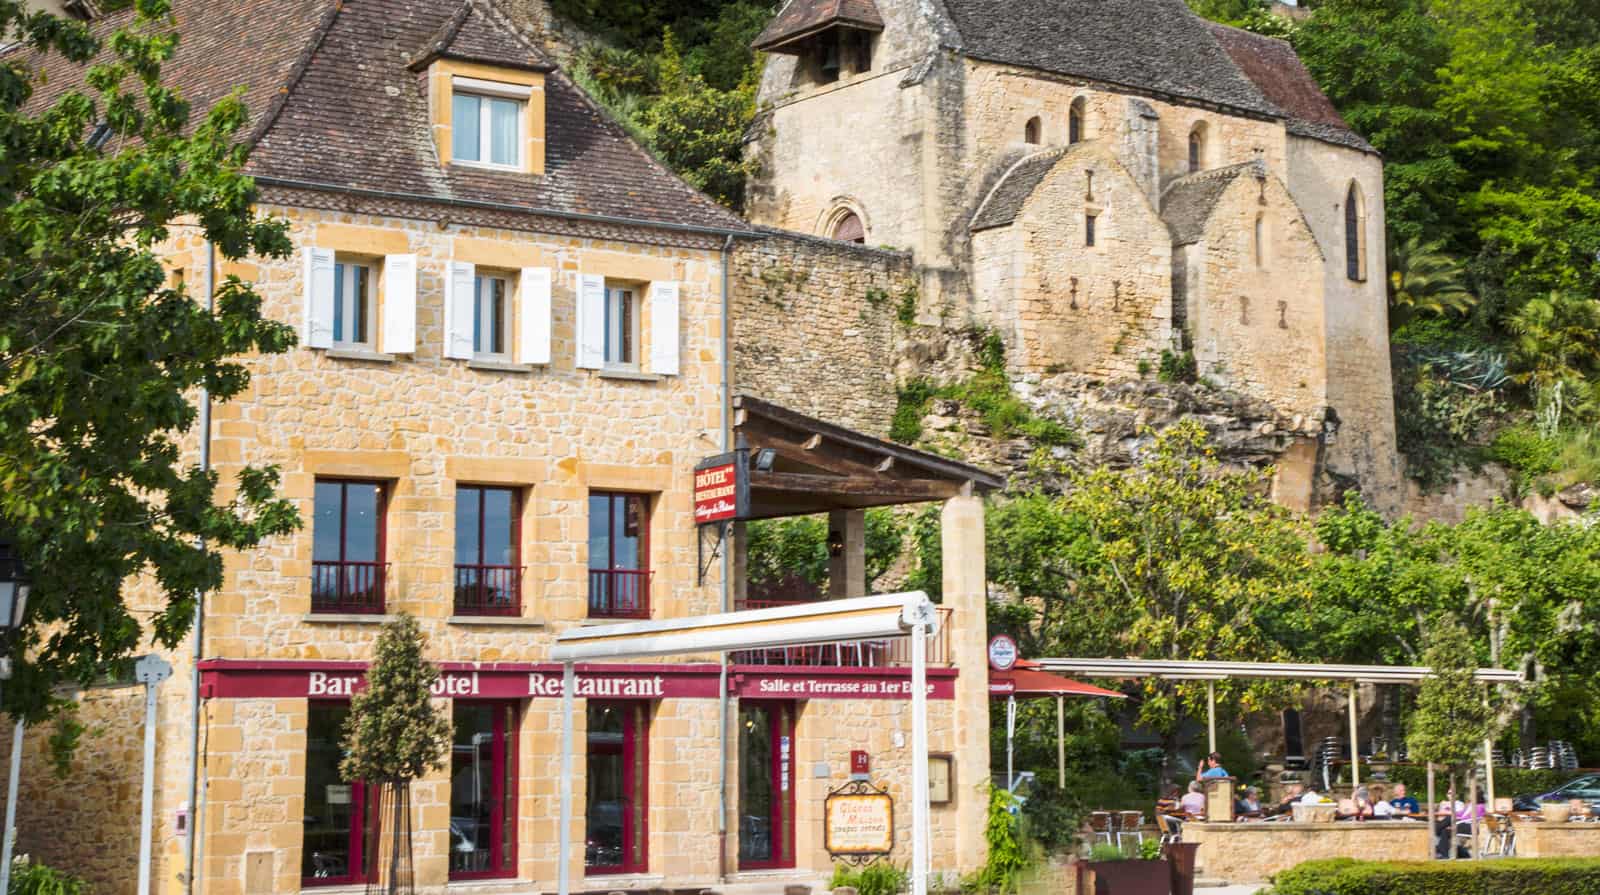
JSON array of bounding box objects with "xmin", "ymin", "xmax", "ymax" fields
[
  {"xmin": 640, "ymin": 29, "xmax": 758, "ymax": 210},
  {"xmin": 995, "ymin": 422, "xmax": 1312, "ymax": 751},
  {"xmin": 744, "ymin": 508, "xmax": 904, "ymax": 598},
  {"xmin": 1388, "ymin": 235, "xmax": 1477, "ymax": 324},
  {"xmin": 1408, "ymin": 617, "xmax": 1497, "ymax": 830},
  {"xmin": 341, "ymin": 613, "xmax": 452, "ymax": 895},
  {"xmin": 0, "ymin": 0, "xmax": 298, "ymax": 718}
]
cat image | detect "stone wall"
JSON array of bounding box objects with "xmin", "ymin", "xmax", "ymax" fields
[
  {"xmin": 1186, "ymin": 171, "xmax": 1329, "ymax": 427},
  {"xmin": 731, "ymin": 230, "xmax": 917, "ymax": 438},
  {"xmin": 1185, "ymin": 821, "xmax": 1432, "ymax": 883}
]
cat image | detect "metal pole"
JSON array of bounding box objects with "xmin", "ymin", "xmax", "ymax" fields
[
  {"xmin": 1427, "ymin": 762, "xmax": 1436, "ymax": 862},
  {"xmin": 557, "ymin": 662, "xmax": 575, "ymax": 895},
  {"xmin": 1056, "ymin": 694, "xmax": 1065, "ymax": 790},
  {"xmin": 183, "ymin": 238, "xmax": 216, "ymax": 895},
  {"xmin": 0, "ymin": 716, "xmax": 20, "ymax": 894},
  {"xmin": 911, "ymin": 622, "xmax": 929, "ymax": 895},
  {"xmin": 136, "ymin": 654, "xmax": 173, "ymax": 895},
  {"xmin": 716, "ymin": 232, "xmax": 734, "ymax": 883},
  {"xmin": 1206, "ymin": 681, "xmax": 1216, "ymax": 755},
  {"xmin": 1005, "ymin": 694, "xmax": 1015, "ymax": 791},
  {"xmin": 1348, "ymin": 683, "xmax": 1360, "ymax": 788}
]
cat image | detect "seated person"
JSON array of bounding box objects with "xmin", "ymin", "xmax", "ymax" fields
[
  {"xmin": 1234, "ymin": 786, "xmax": 1263, "ymax": 818},
  {"xmin": 1196, "ymin": 752, "xmax": 1230, "ymax": 780},
  {"xmin": 1155, "ymin": 784, "xmax": 1182, "ymax": 816},
  {"xmin": 1180, "ymin": 780, "xmax": 1207, "ymax": 818},
  {"xmin": 1267, "ymin": 783, "xmax": 1304, "ymax": 816},
  {"xmin": 1388, "ymin": 782, "xmax": 1420, "ymax": 816},
  {"xmin": 1338, "ymin": 785, "xmax": 1375, "ymax": 819}
]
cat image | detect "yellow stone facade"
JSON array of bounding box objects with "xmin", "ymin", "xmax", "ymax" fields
[{"xmin": 1, "ymin": 201, "xmax": 993, "ymax": 895}]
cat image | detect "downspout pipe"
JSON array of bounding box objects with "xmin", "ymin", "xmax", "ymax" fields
[
  {"xmin": 181, "ymin": 240, "xmax": 216, "ymax": 895},
  {"xmin": 716, "ymin": 233, "xmax": 734, "ymax": 882}
]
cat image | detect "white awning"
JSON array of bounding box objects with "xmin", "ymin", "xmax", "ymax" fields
[{"xmin": 1034, "ymin": 657, "xmax": 1522, "ymax": 684}]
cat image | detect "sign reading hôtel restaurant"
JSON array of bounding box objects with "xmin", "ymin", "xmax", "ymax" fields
[{"xmin": 693, "ymin": 450, "xmax": 749, "ymax": 525}]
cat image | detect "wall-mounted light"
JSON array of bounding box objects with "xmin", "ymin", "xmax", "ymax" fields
[
  {"xmin": 754, "ymin": 448, "xmax": 777, "ymax": 472},
  {"xmin": 828, "ymin": 529, "xmax": 845, "ymax": 558}
]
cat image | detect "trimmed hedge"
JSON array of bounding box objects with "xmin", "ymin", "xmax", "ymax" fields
[
  {"xmin": 1268, "ymin": 857, "xmax": 1600, "ymax": 895},
  {"xmin": 1363, "ymin": 765, "xmax": 1575, "ymax": 798}
]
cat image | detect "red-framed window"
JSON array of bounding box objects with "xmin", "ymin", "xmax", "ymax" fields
[
  {"xmin": 585, "ymin": 701, "xmax": 649, "ymax": 875},
  {"xmin": 738, "ymin": 702, "xmax": 796, "ymax": 870},
  {"xmin": 449, "ymin": 700, "xmax": 519, "ymax": 880},
  {"xmin": 454, "ymin": 486, "xmax": 522, "ymax": 616},
  {"xmin": 587, "ymin": 493, "xmax": 651, "ymax": 619},
  {"xmin": 312, "ymin": 479, "xmax": 387, "ymax": 613},
  {"xmin": 302, "ymin": 702, "xmax": 378, "ymax": 886}
]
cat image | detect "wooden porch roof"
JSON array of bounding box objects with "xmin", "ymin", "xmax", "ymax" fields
[{"xmin": 733, "ymin": 395, "xmax": 1005, "ymax": 519}]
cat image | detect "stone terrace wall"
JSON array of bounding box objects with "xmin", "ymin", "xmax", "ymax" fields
[{"xmin": 732, "ymin": 229, "xmax": 917, "ymax": 438}]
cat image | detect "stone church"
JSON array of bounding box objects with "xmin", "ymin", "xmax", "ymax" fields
[{"xmin": 745, "ymin": 0, "xmax": 1402, "ymax": 510}]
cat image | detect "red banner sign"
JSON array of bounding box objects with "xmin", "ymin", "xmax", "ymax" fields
[
  {"xmin": 732, "ymin": 668, "xmax": 956, "ymax": 700},
  {"xmin": 693, "ymin": 452, "xmax": 747, "ymax": 525}
]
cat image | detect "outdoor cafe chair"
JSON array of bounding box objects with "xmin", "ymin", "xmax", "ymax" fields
[
  {"xmin": 1154, "ymin": 811, "xmax": 1181, "ymax": 844},
  {"xmin": 1088, "ymin": 811, "xmax": 1115, "ymax": 846},
  {"xmin": 1116, "ymin": 811, "xmax": 1145, "ymax": 849}
]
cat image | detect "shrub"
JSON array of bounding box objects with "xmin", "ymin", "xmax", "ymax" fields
[
  {"xmin": 830, "ymin": 861, "xmax": 908, "ymax": 895},
  {"xmin": 891, "ymin": 378, "xmax": 936, "ymax": 444},
  {"xmin": 1267, "ymin": 857, "xmax": 1600, "ymax": 895},
  {"xmin": 1087, "ymin": 843, "xmax": 1127, "ymax": 862},
  {"xmin": 1158, "ymin": 350, "xmax": 1197, "ymax": 384},
  {"xmin": 1382, "ymin": 764, "xmax": 1572, "ymax": 800},
  {"xmin": 9, "ymin": 858, "xmax": 91, "ymax": 895}
]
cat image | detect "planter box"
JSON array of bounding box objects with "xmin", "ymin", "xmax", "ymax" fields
[
  {"xmin": 1086, "ymin": 858, "xmax": 1172, "ymax": 895},
  {"xmin": 1541, "ymin": 803, "xmax": 1572, "ymax": 823},
  {"xmin": 1293, "ymin": 803, "xmax": 1339, "ymax": 823}
]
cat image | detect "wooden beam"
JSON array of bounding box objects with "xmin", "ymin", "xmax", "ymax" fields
[{"xmin": 749, "ymin": 471, "xmax": 960, "ymax": 500}]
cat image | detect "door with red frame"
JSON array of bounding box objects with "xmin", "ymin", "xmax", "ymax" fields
[
  {"xmin": 739, "ymin": 702, "xmax": 796, "ymax": 870},
  {"xmin": 449, "ymin": 700, "xmax": 518, "ymax": 880},
  {"xmin": 586, "ymin": 701, "xmax": 650, "ymax": 875}
]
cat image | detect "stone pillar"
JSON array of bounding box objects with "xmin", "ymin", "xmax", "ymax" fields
[
  {"xmin": 941, "ymin": 493, "xmax": 990, "ymax": 874},
  {"xmin": 827, "ymin": 509, "xmax": 866, "ymax": 598}
]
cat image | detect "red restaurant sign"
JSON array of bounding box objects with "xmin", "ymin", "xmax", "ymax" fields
[
  {"xmin": 693, "ymin": 451, "xmax": 748, "ymax": 525},
  {"xmin": 198, "ymin": 660, "xmax": 957, "ymax": 701}
]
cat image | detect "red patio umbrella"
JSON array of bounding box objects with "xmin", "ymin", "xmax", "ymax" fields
[{"xmin": 990, "ymin": 660, "xmax": 1126, "ymax": 789}]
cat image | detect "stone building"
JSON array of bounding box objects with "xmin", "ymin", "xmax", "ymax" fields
[
  {"xmin": 4, "ymin": 2, "xmax": 999, "ymax": 893},
  {"xmin": 747, "ymin": 0, "xmax": 1402, "ymax": 511}
]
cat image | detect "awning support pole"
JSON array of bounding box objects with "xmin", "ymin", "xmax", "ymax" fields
[
  {"xmin": 1056, "ymin": 694, "xmax": 1065, "ymax": 790},
  {"xmin": 911, "ymin": 620, "xmax": 929, "ymax": 895},
  {"xmin": 1005, "ymin": 695, "xmax": 1015, "ymax": 791},
  {"xmin": 558, "ymin": 662, "xmax": 575, "ymax": 895},
  {"xmin": 1348, "ymin": 682, "xmax": 1360, "ymax": 789},
  {"xmin": 1206, "ymin": 681, "xmax": 1216, "ymax": 755}
]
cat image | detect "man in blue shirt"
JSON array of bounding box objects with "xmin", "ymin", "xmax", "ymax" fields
[
  {"xmin": 1389, "ymin": 782, "xmax": 1421, "ymax": 815},
  {"xmin": 1197, "ymin": 752, "xmax": 1230, "ymax": 780}
]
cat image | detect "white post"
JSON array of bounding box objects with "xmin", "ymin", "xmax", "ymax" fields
[
  {"xmin": 1348, "ymin": 683, "xmax": 1360, "ymax": 789},
  {"xmin": 0, "ymin": 718, "xmax": 23, "ymax": 894},
  {"xmin": 136, "ymin": 654, "xmax": 172, "ymax": 895},
  {"xmin": 911, "ymin": 621, "xmax": 929, "ymax": 895},
  {"xmin": 1005, "ymin": 694, "xmax": 1015, "ymax": 791},
  {"xmin": 1484, "ymin": 739, "xmax": 1496, "ymax": 808},
  {"xmin": 558, "ymin": 662, "xmax": 576, "ymax": 895},
  {"xmin": 1206, "ymin": 681, "xmax": 1217, "ymax": 755},
  {"xmin": 1056, "ymin": 695, "xmax": 1065, "ymax": 790}
]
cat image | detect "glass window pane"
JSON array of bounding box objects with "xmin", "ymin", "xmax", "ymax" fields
[
  {"xmin": 612, "ymin": 495, "xmax": 642, "ymax": 570},
  {"xmin": 453, "ymin": 93, "xmax": 482, "ymax": 162},
  {"xmin": 739, "ymin": 705, "xmax": 774, "ymax": 863},
  {"xmin": 353, "ymin": 265, "xmax": 369, "ymax": 344},
  {"xmin": 491, "ymin": 279, "xmax": 506, "ymax": 354},
  {"xmin": 455, "ymin": 487, "xmax": 481, "ymax": 566},
  {"xmin": 586, "ymin": 703, "xmax": 625, "ymax": 870},
  {"xmin": 450, "ymin": 704, "xmax": 495, "ymax": 875},
  {"xmin": 303, "ymin": 704, "xmax": 356, "ymax": 880},
  {"xmin": 344, "ymin": 483, "xmax": 380, "ymax": 562},
  {"xmin": 489, "ymin": 98, "xmax": 520, "ymax": 166},
  {"xmin": 313, "ymin": 482, "xmax": 343, "ymax": 562},
  {"xmin": 332, "ymin": 264, "xmax": 346, "ymax": 343},
  {"xmin": 588, "ymin": 495, "xmax": 611, "ymax": 570},
  {"xmin": 483, "ymin": 489, "xmax": 515, "ymax": 566},
  {"xmin": 473, "ymin": 277, "xmax": 485, "ymax": 353}
]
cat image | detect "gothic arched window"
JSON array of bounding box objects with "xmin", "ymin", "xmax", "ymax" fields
[
  {"xmin": 1069, "ymin": 98, "xmax": 1086, "ymax": 144},
  {"xmin": 1188, "ymin": 123, "xmax": 1207, "ymax": 173},
  {"xmin": 1345, "ymin": 182, "xmax": 1366, "ymax": 281},
  {"xmin": 832, "ymin": 211, "xmax": 865, "ymax": 244},
  {"xmin": 1024, "ymin": 116, "xmax": 1041, "ymax": 145}
]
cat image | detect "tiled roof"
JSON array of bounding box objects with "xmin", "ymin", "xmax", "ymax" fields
[
  {"xmin": 753, "ymin": 0, "xmax": 885, "ymax": 52},
  {"xmin": 1204, "ymin": 22, "xmax": 1374, "ymax": 153},
  {"xmin": 940, "ymin": 0, "xmax": 1282, "ymax": 118},
  {"xmin": 1160, "ymin": 161, "xmax": 1259, "ymax": 246},
  {"xmin": 21, "ymin": 0, "xmax": 750, "ymax": 235},
  {"xmin": 970, "ymin": 148, "xmax": 1068, "ymax": 232}
]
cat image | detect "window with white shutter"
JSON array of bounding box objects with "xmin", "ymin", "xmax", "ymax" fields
[
  {"xmin": 575, "ymin": 274, "xmax": 607, "ymax": 370},
  {"xmin": 647, "ymin": 281, "xmax": 680, "ymax": 376},
  {"xmin": 380, "ymin": 254, "xmax": 417, "ymax": 355},
  {"xmin": 445, "ymin": 261, "xmax": 477, "ymax": 360},
  {"xmin": 302, "ymin": 247, "xmax": 336, "ymax": 350},
  {"xmin": 518, "ymin": 267, "xmax": 552, "ymax": 365}
]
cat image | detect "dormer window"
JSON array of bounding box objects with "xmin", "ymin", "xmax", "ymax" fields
[{"xmin": 451, "ymin": 78, "xmax": 529, "ymax": 169}]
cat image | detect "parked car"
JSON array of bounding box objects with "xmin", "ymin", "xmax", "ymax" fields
[{"xmin": 1512, "ymin": 773, "xmax": 1600, "ymax": 811}]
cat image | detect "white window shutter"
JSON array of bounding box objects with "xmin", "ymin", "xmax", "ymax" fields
[
  {"xmin": 302, "ymin": 247, "xmax": 335, "ymax": 349},
  {"xmin": 648, "ymin": 280, "xmax": 681, "ymax": 376},
  {"xmin": 381, "ymin": 254, "xmax": 417, "ymax": 355},
  {"xmin": 444, "ymin": 261, "xmax": 476, "ymax": 360},
  {"xmin": 575, "ymin": 273, "xmax": 607, "ymax": 369},
  {"xmin": 518, "ymin": 267, "xmax": 552, "ymax": 365}
]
